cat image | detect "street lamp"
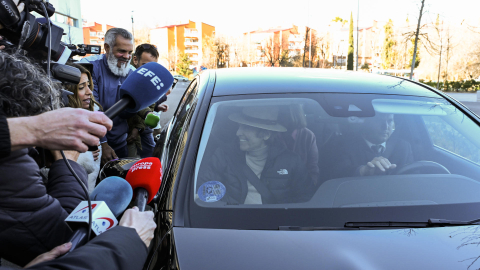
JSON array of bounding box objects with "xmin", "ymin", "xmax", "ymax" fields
[
  {"xmin": 131, "ymin": 11, "xmax": 135, "ymax": 47},
  {"xmin": 356, "ymin": 0, "xmax": 359, "ymax": 71}
]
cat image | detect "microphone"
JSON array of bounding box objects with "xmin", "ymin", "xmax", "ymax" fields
[
  {"xmin": 104, "ymin": 62, "xmax": 174, "ymax": 120},
  {"xmin": 145, "ymin": 112, "xmax": 160, "ymax": 129},
  {"xmin": 125, "ymin": 157, "xmax": 162, "ymax": 212},
  {"xmin": 64, "ymin": 177, "xmax": 133, "ymax": 253}
]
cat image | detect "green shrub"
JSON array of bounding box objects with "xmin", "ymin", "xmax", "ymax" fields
[{"xmin": 420, "ymin": 80, "xmax": 480, "ymax": 92}]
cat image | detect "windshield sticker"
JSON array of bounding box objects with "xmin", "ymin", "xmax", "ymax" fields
[{"xmin": 198, "ymin": 181, "xmax": 226, "ymax": 202}]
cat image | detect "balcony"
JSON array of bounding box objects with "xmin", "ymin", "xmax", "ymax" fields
[
  {"xmin": 289, "ymin": 35, "xmax": 303, "ymax": 42},
  {"xmin": 184, "ymin": 41, "xmax": 199, "ymax": 46},
  {"xmin": 184, "ymin": 29, "xmax": 198, "ymax": 37},
  {"xmin": 185, "ymin": 49, "xmax": 199, "ymax": 54}
]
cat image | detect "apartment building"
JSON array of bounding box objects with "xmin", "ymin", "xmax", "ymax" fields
[
  {"xmin": 36, "ymin": 0, "xmax": 83, "ymax": 45},
  {"xmin": 83, "ymin": 22, "xmax": 115, "ymax": 53},
  {"xmin": 242, "ymin": 25, "xmax": 301, "ymax": 67},
  {"xmin": 150, "ymin": 20, "xmax": 215, "ymax": 70}
]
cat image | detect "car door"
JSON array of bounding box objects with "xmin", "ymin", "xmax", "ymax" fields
[{"xmin": 146, "ymin": 71, "xmax": 212, "ymax": 270}]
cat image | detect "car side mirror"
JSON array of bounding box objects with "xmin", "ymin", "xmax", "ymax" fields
[{"xmin": 172, "ymin": 78, "xmax": 178, "ymax": 89}]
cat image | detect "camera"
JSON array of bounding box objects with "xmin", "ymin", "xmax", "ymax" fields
[{"xmin": 0, "ymin": 0, "xmax": 101, "ymax": 85}]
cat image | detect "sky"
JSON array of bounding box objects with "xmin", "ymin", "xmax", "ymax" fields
[{"xmin": 81, "ymin": 0, "xmax": 480, "ymax": 35}]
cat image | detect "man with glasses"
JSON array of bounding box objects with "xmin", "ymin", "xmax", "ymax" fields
[{"xmin": 127, "ymin": 44, "xmax": 170, "ymax": 157}]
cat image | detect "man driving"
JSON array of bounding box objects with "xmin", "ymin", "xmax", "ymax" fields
[{"xmin": 334, "ymin": 113, "xmax": 414, "ymax": 177}]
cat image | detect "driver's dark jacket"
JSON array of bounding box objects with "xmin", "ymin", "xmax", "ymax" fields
[
  {"xmin": 332, "ymin": 136, "xmax": 414, "ymax": 179},
  {"xmin": 198, "ymin": 140, "xmax": 313, "ymax": 204}
]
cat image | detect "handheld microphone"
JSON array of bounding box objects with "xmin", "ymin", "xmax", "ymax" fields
[
  {"xmin": 125, "ymin": 157, "xmax": 162, "ymax": 212},
  {"xmin": 104, "ymin": 62, "xmax": 174, "ymax": 120},
  {"xmin": 64, "ymin": 177, "xmax": 133, "ymax": 253},
  {"xmin": 145, "ymin": 113, "xmax": 160, "ymax": 129}
]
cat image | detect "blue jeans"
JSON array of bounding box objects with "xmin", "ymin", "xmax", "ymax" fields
[
  {"xmin": 139, "ymin": 130, "xmax": 155, "ymax": 158},
  {"xmin": 111, "ymin": 142, "xmax": 128, "ymax": 159}
]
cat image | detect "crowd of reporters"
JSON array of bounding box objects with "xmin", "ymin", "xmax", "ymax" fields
[{"xmin": 0, "ymin": 1, "xmax": 161, "ymax": 269}]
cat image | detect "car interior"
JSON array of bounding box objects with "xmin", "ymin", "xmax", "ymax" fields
[{"xmin": 194, "ymin": 94, "xmax": 480, "ymax": 208}]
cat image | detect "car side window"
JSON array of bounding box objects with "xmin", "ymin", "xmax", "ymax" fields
[
  {"xmin": 423, "ymin": 115, "xmax": 480, "ymax": 164},
  {"xmin": 174, "ymin": 80, "xmax": 197, "ymax": 118},
  {"xmin": 165, "ymin": 79, "xmax": 199, "ymax": 175}
]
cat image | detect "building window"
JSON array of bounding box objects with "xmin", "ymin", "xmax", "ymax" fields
[
  {"xmin": 90, "ymin": 32, "xmax": 96, "ymax": 37},
  {"xmin": 54, "ymin": 13, "xmax": 78, "ymax": 27}
]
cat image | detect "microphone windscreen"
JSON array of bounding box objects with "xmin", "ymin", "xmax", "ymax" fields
[
  {"xmin": 125, "ymin": 157, "xmax": 162, "ymax": 203},
  {"xmin": 145, "ymin": 113, "xmax": 160, "ymax": 128},
  {"xmin": 91, "ymin": 176, "xmax": 133, "ymax": 217},
  {"xmin": 120, "ymin": 62, "xmax": 174, "ymax": 113}
]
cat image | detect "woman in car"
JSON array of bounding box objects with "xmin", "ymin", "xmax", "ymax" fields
[
  {"xmin": 63, "ymin": 63, "xmax": 103, "ymax": 192},
  {"xmin": 197, "ymin": 106, "xmax": 313, "ymax": 204}
]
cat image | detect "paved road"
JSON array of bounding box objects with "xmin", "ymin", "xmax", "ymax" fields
[
  {"xmin": 435, "ymin": 92, "xmax": 480, "ymax": 116},
  {"xmin": 159, "ymin": 81, "xmax": 189, "ymax": 127},
  {"xmin": 462, "ymin": 102, "xmax": 480, "ymax": 116}
]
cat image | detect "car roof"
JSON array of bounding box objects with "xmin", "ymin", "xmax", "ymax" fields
[{"xmin": 210, "ymin": 68, "xmax": 440, "ymax": 98}]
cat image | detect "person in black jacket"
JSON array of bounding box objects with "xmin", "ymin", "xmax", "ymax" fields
[
  {"xmin": 332, "ymin": 113, "xmax": 414, "ymax": 178},
  {"xmin": 127, "ymin": 43, "xmax": 168, "ymax": 158},
  {"xmin": 1, "ymin": 206, "xmax": 156, "ymax": 270},
  {"xmin": 0, "ymin": 51, "xmax": 94, "ymax": 266},
  {"xmin": 198, "ymin": 106, "xmax": 313, "ymax": 204}
]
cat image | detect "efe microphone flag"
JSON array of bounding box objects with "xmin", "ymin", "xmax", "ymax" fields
[{"xmin": 119, "ymin": 62, "xmax": 174, "ymax": 113}]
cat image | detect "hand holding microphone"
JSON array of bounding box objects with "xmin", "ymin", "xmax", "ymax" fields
[
  {"xmin": 9, "ymin": 108, "xmax": 112, "ymax": 153},
  {"xmin": 64, "ymin": 176, "xmax": 133, "ymax": 254},
  {"xmin": 119, "ymin": 206, "xmax": 156, "ymax": 248}
]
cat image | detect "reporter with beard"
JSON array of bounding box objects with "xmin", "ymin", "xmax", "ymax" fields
[{"xmin": 79, "ymin": 28, "xmax": 135, "ymax": 164}]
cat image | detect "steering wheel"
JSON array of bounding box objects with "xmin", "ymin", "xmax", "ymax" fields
[{"xmin": 395, "ymin": 161, "xmax": 450, "ymax": 175}]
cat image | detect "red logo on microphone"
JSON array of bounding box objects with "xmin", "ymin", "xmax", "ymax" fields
[
  {"xmin": 74, "ymin": 204, "xmax": 97, "ymax": 214},
  {"xmin": 97, "ymin": 217, "xmax": 115, "ymax": 230}
]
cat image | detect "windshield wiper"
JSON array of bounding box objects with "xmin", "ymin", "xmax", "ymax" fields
[
  {"xmin": 344, "ymin": 219, "xmax": 479, "ymax": 228},
  {"xmin": 279, "ymin": 226, "xmax": 358, "ymax": 231}
]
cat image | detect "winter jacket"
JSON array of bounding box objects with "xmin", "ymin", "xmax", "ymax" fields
[
  {"xmin": 76, "ymin": 104, "xmax": 102, "ymax": 193},
  {"xmin": 78, "ymin": 55, "xmax": 133, "ymax": 148},
  {"xmin": 282, "ymin": 128, "xmax": 320, "ymax": 186},
  {"xmin": 0, "ymin": 148, "xmax": 88, "ymax": 266},
  {"xmin": 197, "ymin": 140, "xmax": 314, "ymax": 204}
]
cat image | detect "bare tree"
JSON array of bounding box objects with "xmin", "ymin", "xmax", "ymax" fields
[
  {"xmin": 302, "ymin": 27, "xmax": 310, "ymax": 67},
  {"xmin": 317, "ymin": 32, "xmax": 331, "ymax": 68},
  {"xmin": 410, "ymin": 0, "xmax": 426, "ymax": 79},
  {"xmin": 133, "ymin": 26, "xmax": 151, "ymax": 46},
  {"xmin": 263, "ymin": 36, "xmax": 280, "ymax": 67},
  {"xmin": 162, "ymin": 45, "xmax": 180, "ymax": 72},
  {"xmin": 201, "ymin": 36, "xmax": 217, "ymax": 69},
  {"xmin": 215, "ymin": 36, "xmax": 230, "ymax": 68}
]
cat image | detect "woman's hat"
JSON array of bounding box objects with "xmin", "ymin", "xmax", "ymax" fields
[{"xmin": 229, "ymin": 106, "xmax": 287, "ymax": 132}]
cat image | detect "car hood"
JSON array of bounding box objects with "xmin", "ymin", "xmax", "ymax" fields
[{"xmin": 174, "ymin": 226, "xmax": 480, "ymax": 270}]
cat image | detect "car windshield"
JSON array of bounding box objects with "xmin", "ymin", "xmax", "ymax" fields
[{"xmin": 189, "ymin": 92, "xmax": 480, "ymax": 229}]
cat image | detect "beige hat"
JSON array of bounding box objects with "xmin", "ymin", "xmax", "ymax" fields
[{"xmin": 228, "ymin": 106, "xmax": 287, "ymax": 132}]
